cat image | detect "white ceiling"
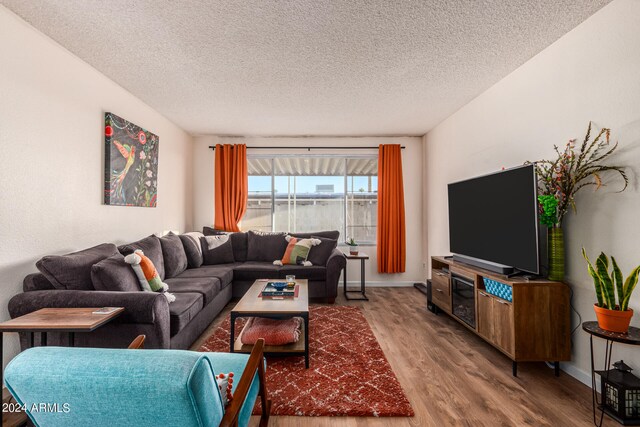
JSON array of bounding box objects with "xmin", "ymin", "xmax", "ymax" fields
[{"xmin": 2, "ymin": 0, "xmax": 610, "ymax": 136}]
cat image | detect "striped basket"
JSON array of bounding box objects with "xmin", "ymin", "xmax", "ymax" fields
[{"xmin": 482, "ymin": 278, "xmax": 513, "ymax": 302}]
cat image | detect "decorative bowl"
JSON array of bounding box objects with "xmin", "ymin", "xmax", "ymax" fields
[{"xmin": 272, "ymin": 282, "xmax": 287, "ymax": 291}]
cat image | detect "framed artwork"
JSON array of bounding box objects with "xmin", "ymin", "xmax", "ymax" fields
[{"xmin": 104, "ymin": 112, "xmax": 158, "ymax": 207}]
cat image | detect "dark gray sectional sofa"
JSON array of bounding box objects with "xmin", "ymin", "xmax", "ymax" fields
[{"xmin": 8, "ymin": 229, "xmax": 346, "ymax": 351}]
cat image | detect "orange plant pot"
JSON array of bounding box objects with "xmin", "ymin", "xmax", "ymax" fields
[{"xmin": 594, "ymin": 304, "xmax": 634, "ymax": 333}]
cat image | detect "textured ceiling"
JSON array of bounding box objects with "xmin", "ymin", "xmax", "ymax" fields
[{"xmin": 2, "ymin": 0, "xmax": 610, "ymax": 136}]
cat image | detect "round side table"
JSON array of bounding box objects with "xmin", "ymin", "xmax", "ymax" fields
[{"xmin": 582, "ymin": 321, "xmax": 640, "ymax": 426}]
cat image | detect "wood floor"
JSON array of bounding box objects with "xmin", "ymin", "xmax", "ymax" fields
[{"xmin": 192, "ymin": 287, "xmax": 611, "ymax": 426}]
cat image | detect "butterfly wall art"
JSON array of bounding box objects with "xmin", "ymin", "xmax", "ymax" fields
[{"xmin": 104, "ymin": 112, "xmax": 159, "ymax": 207}]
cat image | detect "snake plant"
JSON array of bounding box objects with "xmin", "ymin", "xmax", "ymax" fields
[{"xmin": 582, "ymin": 249, "xmax": 640, "ymax": 311}]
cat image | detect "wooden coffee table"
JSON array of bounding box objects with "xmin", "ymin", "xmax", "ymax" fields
[{"xmin": 230, "ymin": 279, "xmax": 309, "ymax": 368}]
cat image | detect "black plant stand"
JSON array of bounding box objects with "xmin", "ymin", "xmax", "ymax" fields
[{"xmin": 582, "ymin": 321, "xmax": 640, "ymax": 427}]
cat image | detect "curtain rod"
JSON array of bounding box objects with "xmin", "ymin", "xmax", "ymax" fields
[{"xmin": 208, "ymin": 146, "xmax": 405, "ymax": 151}]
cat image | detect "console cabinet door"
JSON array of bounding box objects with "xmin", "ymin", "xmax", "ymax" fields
[
  {"xmin": 477, "ymin": 291, "xmax": 494, "ymax": 341},
  {"xmin": 432, "ymin": 276, "xmax": 452, "ymax": 313},
  {"xmin": 493, "ymin": 299, "xmax": 515, "ymax": 356}
]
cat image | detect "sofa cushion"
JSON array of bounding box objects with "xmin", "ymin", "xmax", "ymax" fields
[
  {"xmin": 169, "ymin": 292, "xmax": 204, "ymax": 336},
  {"xmin": 118, "ymin": 235, "xmax": 165, "ymax": 280},
  {"xmin": 36, "ymin": 243, "xmax": 118, "ymax": 290},
  {"xmin": 233, "ymin": 262, "xmax": 281, "ymax": 281},
  {"xmin": 179, "ymin": 232, "xmax": 204, "ymax": 268},
  {"xmin": 246, "ymin": 231, "xmax": 288, "ymax": 262},
  {"xmin": 229, "ymin": 232, "xmax": 248, "ymax": 262},
  {"xmin": 291, "ymin": 230, "xmax": 340, "ymax": 241},
  {"xmin": 91, "ymin": 253, "xmax": 140, "ymax": 292},
  {"xmin": 23, "ymin": 273, "xmax": 55, "ymax": 292},
  {"xmin": 202, "ymin": 226, "xmax": 220, "ymax": 236},
  {"xmin": 203, "ymin": 228, "xmax": 248, "ymax": 262},
  {"xmin": 159, "ymin": 233, "xmax": 188, "ymax": 279},
  {"xmin": 165, "ymin": 277, "xmax": 221, "ymax": 305},
  {"xmin": 201, "ymin": 235, "xmax": 235, "ymax": 265},
  {"xmin": 174, "ymin": 264, "xmax": 236, "ymax": 288},
  {"xmin": 307, "ymin": 236, "xmax": 338, "ymax": 266},
  {"xmin": 278, "ymin": 265, "xmax": 327, "ymax": 281}
]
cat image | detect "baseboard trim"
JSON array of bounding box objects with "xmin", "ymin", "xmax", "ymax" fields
[{"xmin": 561, "ymin": 362, "xmax": 597, "ymax": 390}]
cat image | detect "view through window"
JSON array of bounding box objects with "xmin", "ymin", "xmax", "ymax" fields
[{"xmin": 242, "ymin": 156, "xmax": 378, "ymax": 243}]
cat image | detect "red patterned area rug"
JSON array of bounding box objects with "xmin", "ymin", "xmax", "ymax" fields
[{"xmin": 198, "ymin": 305, "xmax": 414, "ymax": 417}]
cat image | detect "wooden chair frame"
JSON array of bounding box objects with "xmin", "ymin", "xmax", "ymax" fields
[
  {"xmin": 127, "ymin": 334, "xmax": 146, "ymax": 349},
  {"xmin": 220, "ymin": 338, "xmax": 271, "ymax": 426},
  {"xmin": 127, "ymin": 335, "xmax": 270, "ymax": 426}
]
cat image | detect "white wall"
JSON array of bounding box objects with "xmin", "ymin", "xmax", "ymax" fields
[
  {"xmin": 0, "ymin": 6, "xmax": 194, "ymax": 367},
  {"xmin": 424, "ymin": 0, "xmax": 640, "ymax": 384},
  {"xmin": 193, "ymin": 135, "xmax": 424, "ymax": 286}
]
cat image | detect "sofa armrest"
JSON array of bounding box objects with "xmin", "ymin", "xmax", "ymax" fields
[
  {"xmin": 326, "ymin": 248, "xmax": 347, "ymax": 269},
  {"xmin": 8, "ymin": 290, "xmax": 168, "ymax": 325},
  {"xmin": 324, "ymin": 249, "xmax": 346, "ymax": 302}
]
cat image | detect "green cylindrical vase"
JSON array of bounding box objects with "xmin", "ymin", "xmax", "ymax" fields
[{"xmin": 548, "ymin": 226, "xmax": 565, "ymax": 281}]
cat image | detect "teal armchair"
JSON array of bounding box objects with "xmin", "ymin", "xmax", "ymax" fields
[{"xmin": 4, "ymin": 338, "xmax": 270, "ymax": 427}]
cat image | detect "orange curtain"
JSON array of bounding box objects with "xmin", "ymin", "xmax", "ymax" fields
[
  {"xmin": 214, "ymin": 144, "xmax": 248, "ymax": 232},
  {"xmin": 377, "ymin": 144, "xmax": 406, "ymax": 273}
]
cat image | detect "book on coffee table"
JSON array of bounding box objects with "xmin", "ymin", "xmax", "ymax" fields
[{"xmin": 260, "ymin": 282, "xmax": 299, "ymax": 298}]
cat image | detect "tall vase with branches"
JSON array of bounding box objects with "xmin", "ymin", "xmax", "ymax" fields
[{"xmin": 530, "ymin": 122, "xmax": 628, "ymax": 281}]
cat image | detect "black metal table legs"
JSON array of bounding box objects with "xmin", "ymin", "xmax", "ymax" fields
[
  {"xmin": 302, "ymin": 313, "xmax": 309, "ymax": 368},
  {"xmin": 344, "ymin": 258, "xmax": 369, "ymax": 301},
  {"xmin": 229, "ymin": 312, "xmax": 237, "ymax": 353},
  {"xmin": 589, "ymin": 335, "xmax": 613, "ymax": 427}
]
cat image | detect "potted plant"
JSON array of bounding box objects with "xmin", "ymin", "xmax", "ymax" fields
[
  {"xmin": 346, "ymin": 238, "xmax": 359, "ymax": 256},
  {"xmin": 582, "ymin": 249, "xmax": 640, "ymax": 333},
  {"xmin": 530, "ymin": 122, "xmax": 628, "ymax": 281}
]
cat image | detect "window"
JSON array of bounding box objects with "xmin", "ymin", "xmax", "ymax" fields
[{"xmin": 241, "ymin": 156, "xmax": 378, "ymax": 244}]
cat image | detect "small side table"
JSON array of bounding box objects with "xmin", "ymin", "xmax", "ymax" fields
[
  {"xmin": 582, "ymin": 321, "xmax": 640, "ymax": 427},
  {"xmin": 343, "ymin": 252, "xmax": 369, "ymax": 301},
  {"xmin": 0, "ymin": 307, "xmax": 124, "ymax": 425}
]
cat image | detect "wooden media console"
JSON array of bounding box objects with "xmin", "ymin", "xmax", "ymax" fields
[{"xmin": 431, "ymin": 256, "xmax": 571, "ymax": 376}]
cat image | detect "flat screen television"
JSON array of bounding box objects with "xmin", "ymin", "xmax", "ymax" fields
[{"xmin": 447, "ymin": 164, "xmax": 540, "ymax": 275}]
